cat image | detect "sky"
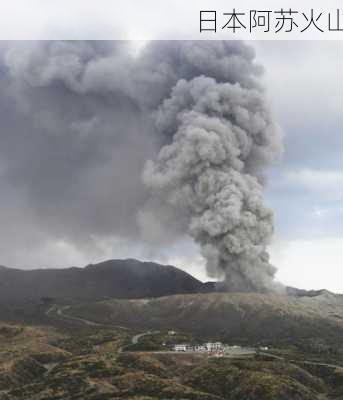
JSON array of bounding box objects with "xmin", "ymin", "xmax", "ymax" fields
[
  {"xmin": 254, "ymin": 41, "xmax": 343, "ymax": 291},
  {"xmin": 0, "ymin": 40, "xmax": 343, "ymax": 293}
]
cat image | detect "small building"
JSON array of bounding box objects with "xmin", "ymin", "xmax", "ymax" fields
[
  {"xmin": 174, "ymin": 344, "xmax": 188, "ymax": 352},
  {"xmin": 194, "ymin": 345, "xmax": 207, "ymax": 352},
  {"xmin": 205, "ymin": 342, "xmax": 223, "ymax": 352},
  {"xmin": 168, "ymin": 330, "xmax": 176, "ymax": 336}
]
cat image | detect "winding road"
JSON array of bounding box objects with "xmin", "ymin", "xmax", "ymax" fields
[
  {"xmin": 46, "ymin": 304, "xmax": 108, "ymax": 327},
  {"xmin": 259, "ymin": 351, "xmax": 343, "ymax": 371},
  {"xmin": 131, "ymin": 330, "xmax": 160, "ymax": 345},
  {"xmin": 45, "ymin": 305, "xmax": 343, "ymax": 371}
]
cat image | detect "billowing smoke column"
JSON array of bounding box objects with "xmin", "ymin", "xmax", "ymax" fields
[
  {"xmin": 0, "ymin": 41, "xmax": 282, "ymax": 291},
  {"xmin": 140, "ymin": 43, "xmax": 282, "ymax": 292}
]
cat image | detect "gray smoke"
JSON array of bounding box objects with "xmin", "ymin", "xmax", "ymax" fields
[
  {"xmin": 140, "ymin": 43, "xmax": 282, "ymax": 292},
  {"xmin": 0, "ymin": 41, "xmax": 282, "ymax": 291}
]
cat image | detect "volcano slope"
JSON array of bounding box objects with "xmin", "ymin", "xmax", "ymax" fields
[
  {"xmin": 2, "ymin": 289, "xmax": 343, "ymax": 399},
  {"xmin": 1, "ymin": 321, "xmax": 343, "ymax": 400},
  {"xmin": 1, "ymin": 315, "xmax": 343, "ymax": 400},
  {"xmin": 2, "ymin": 262, "xmax": 343, "ymax": 399},
  {"xmin": 65, "ymin": 290, "xmax": 343, "ymax": 345}
]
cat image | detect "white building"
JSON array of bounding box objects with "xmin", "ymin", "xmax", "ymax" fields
[
  {"xmin": 174, "ymin": 344, "xmax": 188, "ymax": 352},
  {"xmin": 173, "ymin": 342, "xmax": 223, "ymax": 353},
  {"xmin": 205, "ymin": 342, "xmax": 223, "ymax": 352},
  {"xmin": 194, "ymin": 345, "xmax": 207, "ymax": 352}
]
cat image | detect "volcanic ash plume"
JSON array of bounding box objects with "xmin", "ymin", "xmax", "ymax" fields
[
  {"xmin": 141, "ymin": 43, "xmax": 282, "ymax": 292},
  {"xmin": 0, "ymin": 41, "xmax": 282, "ymax": 290}
]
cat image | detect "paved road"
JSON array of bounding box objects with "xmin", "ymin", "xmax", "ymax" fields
[
  {"xmin": 260, "ymin": 351, "xmax": 343, "ymax": 370},
  {"xmin": 45, "ymin": 307, "xmax": 343, "ymax": 370},
  {"xmin": 131, "ymin": 350, "xmax": 254, "ymax": 358},
  {"xmin": 131, "ymin": 330, "xmax": 160, "ymax": 345},
  {"xmin": 259, "ymin": 351, "xmax": 284, "ymax": 361},
  {"xmin": 46, "ymin": 304, "xmax": 121, "ymax": 328},
  {"xmin": 56, "ymin": 305, "xmax": 102, "ymax": 326},
  {"xmin": 299, "ymin": 359, "xmax": 343, "ymax": 370}
]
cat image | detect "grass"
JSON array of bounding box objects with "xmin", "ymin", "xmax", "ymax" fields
[{"xmin": 1, "ymin": 291, "xmax": 343, "ymax": 399}]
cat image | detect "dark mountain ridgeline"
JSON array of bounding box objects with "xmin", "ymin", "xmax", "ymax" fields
[
  {"xmin": 0, "ymin": 259, "xmax": 210, "ymax": 303},
  {"xmin": 0, "ymin": 259, "xmax": 335, "ymax": 306}
]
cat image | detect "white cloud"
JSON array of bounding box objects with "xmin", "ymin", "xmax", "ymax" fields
[
  {"xmin": 281, "ymin": 168, "xmax": 343, "ymax": 201},
  {"xmin": 255, "ymin": 41, "xmax": 343, "ymax": 121},
  {"xmin": 270, "ymin": 238, "xmax": 343, "ymax": 293}
]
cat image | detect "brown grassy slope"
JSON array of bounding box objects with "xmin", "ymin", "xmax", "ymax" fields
[{"xmin": 67, "ymin": 292, "xmax": 343, "ymax": 342}]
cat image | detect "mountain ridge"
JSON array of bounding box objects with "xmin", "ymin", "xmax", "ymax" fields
[
  {"xmin": 66, "ymin": 291, "xmax": 343, "ymax": 343},
  {"xmin": 0, "ymin": 258, "xmax": 212, "ymax": 303},
  {"xmin": 0, "ymin": 258, "xmax": 338, "ymax": 305}
]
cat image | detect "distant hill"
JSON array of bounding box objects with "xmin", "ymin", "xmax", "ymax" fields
[
  {"xmin": 0, "ymin": 259, "xmax": 335, "ymax": 306},
  {"xmin": 0, "ymin": 259, "xmax": 211, "ymax": 303},
  {"xmin": 66, "ymin": 291, "xmax": 343, "ymax": 343},
  {"xmin": 1, "ymin": 258, "xmax": 343, "ymax": 346}
]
